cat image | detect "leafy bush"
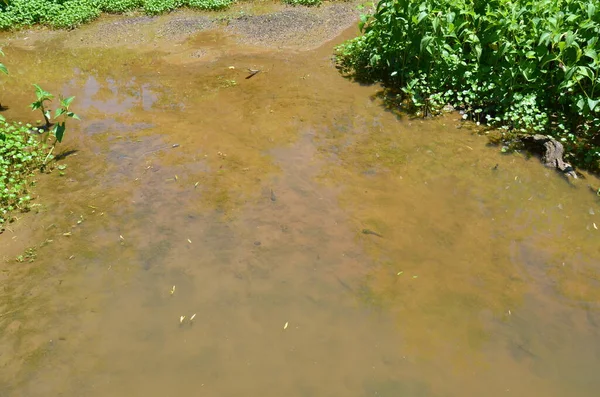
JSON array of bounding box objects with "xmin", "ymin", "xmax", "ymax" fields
[
  {"xmin": 45, "ymin": 0, "xmax": 101, "ymax": 29},
  {"xmin": 336, "ymin": 0, "xmax": 600, "ymax": 170},
  {"xmin": 143, "ymin": 0, "xmax": 183, "ymax": 15},
  {"xmin": 0, "ymin": 0, "xmax": 237, "ymax": 29},
  {"xmin": 186, "ymin": 0, "xmax": 233, "ymax": 11},
  {"xmin": 96, "ymin": 0, "xmax": 143, "ymax": 13},
  {"xmin": 282, "ymin": 0, "xmax": 322, "ymax": 6}
]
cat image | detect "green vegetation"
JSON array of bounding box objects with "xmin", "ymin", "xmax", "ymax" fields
[
  {"xmin": 187, "ymin": 0, "xmax": 234, "ymax": 11},
  {"xmin": 283, "ymin": 0, "xmax": 322, "ymax": 6},
  {"xmin": 0, "ymin": 0, "xmax": 242, "ymax": 29},
  {"xmin": 0, "ymin": 52, "xmax": 79, "ymax": 226},
  {"xmin": 0, "ymin": 0, "xmax": 328, "ymax": 29},
  {"xmin": 336, "ymin": 0, "xmax": 600, "ymax": 170}
]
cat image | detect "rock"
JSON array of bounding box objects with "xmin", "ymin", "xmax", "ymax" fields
[{"xmin": 519, "ymin": 134, "xmax": 577, "ymax": 178}]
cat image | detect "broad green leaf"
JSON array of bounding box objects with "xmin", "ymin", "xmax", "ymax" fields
[
  {"xmin": 55, "ymin": 108, "xmax": 65, "ymax": 118},
  {"xmin": 0, "ymin": 63, "xmax": 7, "ymax": 75},
  {"xmin": 584, "ymin": 48, "xmax": 597, "ymax": 63},
  {"xmin": 588, "ymin": 3, "xmax": 596, "ymax": 19},
  {"xmin": 588, "ymin": 98, "xmax": 599, "ymax": 112},
  {"xmin": 420, "ymin": 35, "xmax": 433, "ymax": 54},
  {"xmin": 538, "ymin": 32, "xmax": 551, "ymax": 46},
  {"xmin": 54, "ymin": 123, "xmax": 66, "ymax": 143},
  {"xmin": 60, "ymin": 96, "xmax": 75, "ymax": 107},
  {"xmin": 67, "ymin": 112, "xmax": 80, "ymax": 120},
  {"xmin": 577, "ymin": 66, "xmax": 594, "ymax": 82}
]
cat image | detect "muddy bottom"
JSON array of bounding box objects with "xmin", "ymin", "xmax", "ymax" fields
[{"xmin": 1, "ymin": 4, "xmax": 600, "ymax": 397}]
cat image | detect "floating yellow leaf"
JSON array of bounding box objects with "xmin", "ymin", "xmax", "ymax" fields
[{"xmin": 283, "ymin": 322, "xmax": 289, "ymax": 330}]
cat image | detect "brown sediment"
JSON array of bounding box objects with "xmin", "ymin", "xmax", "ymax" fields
[{"xmin": 1, "ymin": 3, "xmax": 600, "ymax": 397}]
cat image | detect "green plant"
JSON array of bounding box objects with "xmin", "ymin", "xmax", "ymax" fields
[
  {"xmin": 30, "ymin": 84, "xmax": 54, "ymax": 129},
  {"xmin": 186, "ymin": 0, "xmax": 233, "ymax": 10},
  {"xmin": 45, "ymin": 0, "xmax": 101, "ymax": 29},
  {"xmin": 0, "ymin": 49, "xmax": 7, "ymax": 76},
  {"xmin": 16, "ymin": 246, "xmax": 37, "ymax": 263},
  {"xmin": 143, "ymin": 0, "xmax": 181, "ymax": 15},
  {"xmin": 282, "ymin": 0, "xmax": 322, "ymax": 6},
  {"xmin": 97, "ymin": 0, "xmax": 143, "ymax": 13},
  {"xmin": 0, "ymin": 48, "xmax": 8, "ymax": 110},
  {"xmin": 30, "ymin": 85, "xmax": 79, "ymax": 167},
  {"xmin": 336, "ymin": 0, "xmax": 600, "ymax": 171},
  {"xmin": 0, "ymin": 120, "xmax": 46, "ymax": 224}
]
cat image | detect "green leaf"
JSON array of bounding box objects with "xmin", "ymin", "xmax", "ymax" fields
[
  {"xmin": 33, "ymin": 84, "xmax": 53, "ymax": 101},
  {"xmin": 588, "ymin": 3, "xmax": 596, "ymax": 19},
  {"xmin": 577, "ymin": 66, "xmax": 594, "ymax": 82},
  {"xmin": 67, "ymin": 112, "xmax": 80, "ymax": 120},
  {"xmin": 588, "ymin": 98, "xmax": 599, "ymax": 112},
  {"xmin": 61, "ymin": 96, "xmax": 75, "ymax": 107},
  {"xmin": 584, "ymin": 48, "xmax": 598, "ymax": 63},
  {"xmin": 0, "ymin": 63, "xmax": 7, "ymax": 75},
  {"xmin": 54, "ymin": 123, "xmax": 66, "ymax": 143},
  {"xmin": 55, "ymin": 108, "xmax": 65, "ymax": 118},
  {"xmin": 538, "ymin": 32, "xmax": 551, "ymax": 46}
]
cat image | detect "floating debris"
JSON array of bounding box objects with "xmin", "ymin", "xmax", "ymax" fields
[
  {"xmin": 270, "ymin": 189, "xmax": 277, "ymax": 202},
  {"xmin": 594, "ymin": 223, "xmax": 598, "ymax": 230},
  {"xmin": 170, "ymin": 285, "xmax": 176, "ymax": 295},
  {"xmin": 361, "ymin": 229, "xmax": 383, "ymax": 238},
  {"xmin": 283, "ymin": 322, "xmax": 289, "ymax": 330},
  {"xmin": 397, "ymin": 271, "xmax": 403, "ymax": 276},
  {"xmin": 246, "ymin": 68, "xmax": 260, "ymax": 79},
  {"xmin": 187, "ymin": 239, "xmax": 192, "ymax": 244},
  {"xmin": 180, "ymin": 315, "xmax": 186, "ymax": 324},
  {"xmin": 119, "ymin": 235, "xmax": 124, "ymax": 240},
  {"xmin": 190, "ymin": 313, "xmax": 197, "ymax": 321}
]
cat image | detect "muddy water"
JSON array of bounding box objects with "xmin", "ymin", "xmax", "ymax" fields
[{"xmin": 1, "ymin": 16, "xmax": 600, "ymax": 397}]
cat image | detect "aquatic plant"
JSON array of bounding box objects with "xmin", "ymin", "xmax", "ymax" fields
[
  {"xmin": 336, "ymin": 0, "xmax": 600, "ymax": 171},
  {"xmin": 0, "ymin": 81, "xmax": 79, "ymax": 226}
]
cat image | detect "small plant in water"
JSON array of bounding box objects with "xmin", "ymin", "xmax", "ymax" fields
[
  {"xmin": 1, "ymin": 80, "xmax": 79, "ymax": 226},
  {"xmin": 30, "ymin": 84, "xmax": 79, "ymax": 165},
  {"xmin": 15, "ymin": 246, "xmax": 37, "ymax": 263}
]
